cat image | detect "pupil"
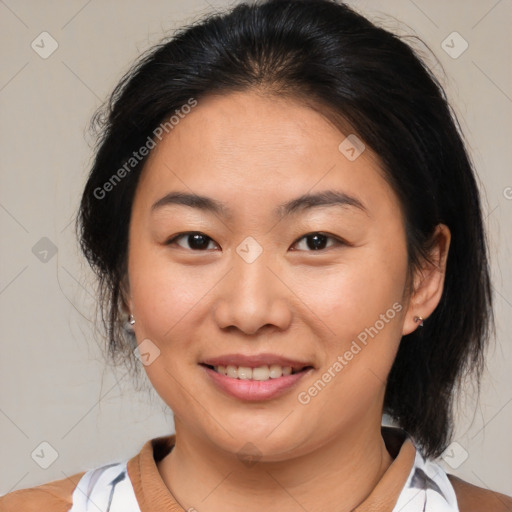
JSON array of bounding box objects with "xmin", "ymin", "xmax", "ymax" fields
[
  {"xmin": 307, "ymin": 234, "xmax": 327, "ymax": 250},
  {"xmin": 189, "ymin": 234, "xmax": 209, "ymax": 250}
]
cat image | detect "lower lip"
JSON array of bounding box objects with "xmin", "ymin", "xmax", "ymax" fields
[{"xmin": 200, "ymin": 365, "xmax": 313, "ymax": 401}]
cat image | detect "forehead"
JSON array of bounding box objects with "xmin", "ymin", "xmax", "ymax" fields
[{"xmin": 134, "ymin": 90, "xmax": 399, "ymax": 220}]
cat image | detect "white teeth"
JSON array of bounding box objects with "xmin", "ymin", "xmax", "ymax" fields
[
  {"xmin": 212, "ymin": 364, "xmax": 296, "ymax": 380},
  {"xmin": 269, "ymin": 364, "xmax": 283, "ymax": 378},
  {"xmin": 252, "ymin": 366, "xmax": 269, "ymax": 380},
  {"xmin": 238, "ymin": 366, "xmax": 252, "ymax": 380},
  {"xmin": 226, "ymin": 365, "xmax": 237, "ymax": 378}
]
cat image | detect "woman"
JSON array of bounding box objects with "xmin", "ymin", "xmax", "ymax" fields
[{"xmin": 2, "ymin": 0, "xmax": 510, "ymax": 510}]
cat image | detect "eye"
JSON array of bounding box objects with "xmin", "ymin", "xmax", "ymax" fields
[
  {"xmin": 165, "ymin": 231, "xmax": 345, "ymax": 252},
  {"xmin": 165, "ymin": 232, "xmax": 219, "ymax": 251},
  {"xmin": 291, "ymin": 232, "xmax": 344, "ymax": 252}
]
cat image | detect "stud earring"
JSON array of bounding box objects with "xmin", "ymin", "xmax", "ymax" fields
[
  {"xmin": 413, "ymin": 315, "xmax": 424, "ymax": 327},
  {"xmin": 129, "ymin": 314, "xmax": 135, "ymax": 325}
]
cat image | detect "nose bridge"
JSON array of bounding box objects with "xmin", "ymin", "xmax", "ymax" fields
[{"xmin": 213, "ymin": 236, "xmax": 290, "ymax": 334}]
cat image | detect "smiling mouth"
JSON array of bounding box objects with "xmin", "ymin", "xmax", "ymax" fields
[{"xmin": 200, "ymin": 363, "xmax": 313, "ymax": 381}]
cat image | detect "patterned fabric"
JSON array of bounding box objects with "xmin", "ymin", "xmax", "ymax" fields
[
  {"xmin": 393, "ymin": 450, "xmax": 459, "ymax": 511},
  {"xmin": 67, "ymin": 439, "xmax": 459, "ymax": 512},
  {"xmin": 68, "ymin": 461, "xmax": 141, "ymax": 512}
]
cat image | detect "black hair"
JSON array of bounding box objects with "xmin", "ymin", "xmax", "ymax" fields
[{"xmin": 76, "ymin": 0, "xmax": 494, "ymax": 458}]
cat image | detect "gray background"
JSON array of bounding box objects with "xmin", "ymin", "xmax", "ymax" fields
[{"xmin": 1, "ymin": 0, "xmax": 511, "ymax": 497}]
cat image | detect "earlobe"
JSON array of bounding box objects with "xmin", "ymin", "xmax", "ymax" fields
[
  {"xmin": 402, "ymin": 224, "xmax": 451, "ymax": 336},
  {"xmin": 413, "ymin": 315, "xmax": 424, "ymax": 327}
]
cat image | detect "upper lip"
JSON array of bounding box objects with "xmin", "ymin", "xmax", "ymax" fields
[{"xmin": 201, "ymin": 353, "xmax": 314, "ymax": 371}]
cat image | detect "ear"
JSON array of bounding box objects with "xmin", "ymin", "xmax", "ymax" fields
[
  {"xmin": 119, "ymin": 273, "xmax": 133, "ymax": 316},
  {"xmin": 402, "ymin": 224, "xmax": 451, "ymax": 335}
]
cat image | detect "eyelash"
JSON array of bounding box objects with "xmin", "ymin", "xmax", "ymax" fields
[{"xmin": 165, "ymin": 231, "xmax": 346, "ymax": 252}]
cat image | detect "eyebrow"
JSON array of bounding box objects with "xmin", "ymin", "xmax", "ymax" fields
[{"xmin": 150, "ymin": 190, "xmax": 368, "ymax": 219}]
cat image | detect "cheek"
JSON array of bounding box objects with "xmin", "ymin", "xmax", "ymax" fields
[
  {"xmin": 296, "ymin": 249, "xmax": 407, "ymax": 343},
  {"xmin": 297, "ymin": 279, "xmax": 405, "ymax": 431},
  {"xmin": 126, "ymin": 247, "xmax": 211, "ymax": 405},
  {"xmin": 127, "ymin": 244, "xmax": 216, "ymax": 341},
  {"xmin": 297, "ymin": 245, "xmax": 408, "ymax": 416}
]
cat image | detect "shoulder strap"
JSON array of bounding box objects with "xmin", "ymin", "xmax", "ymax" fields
[{"xmin": 448, "ymin": 474, "xmax": 512, "ymax": 512}]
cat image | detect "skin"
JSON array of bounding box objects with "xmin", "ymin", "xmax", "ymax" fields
[{"xmin": 124, "ymin": 90, "xmax": 450, "ymax": 512}]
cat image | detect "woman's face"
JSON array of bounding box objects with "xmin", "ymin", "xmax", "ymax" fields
[{"xmin": 126, "ymin": 90, "xmax": 417, "ymax": 460}]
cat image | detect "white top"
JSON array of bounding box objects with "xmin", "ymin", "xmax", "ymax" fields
[{"xmin": 68, "ymin": 444, "xmax": 459, "ymax": 512}]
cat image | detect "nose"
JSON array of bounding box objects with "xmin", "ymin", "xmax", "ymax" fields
[{"xmin": 212, "ymin": 250, "xmax": 292, "ymax": 336}]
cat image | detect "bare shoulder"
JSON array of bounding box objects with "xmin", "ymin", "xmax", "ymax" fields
[
  {"xmin": 0, "ymin": 471, "xmax": 85, "ymax": 512},
  {"xmin": 448, "ymin": 474, "xmax": 512, "ymax": 512}
]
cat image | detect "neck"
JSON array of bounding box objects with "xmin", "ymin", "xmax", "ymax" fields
[{"xmin": 158, "ymin": 420, "xmax": 394, "ymax": 512}]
